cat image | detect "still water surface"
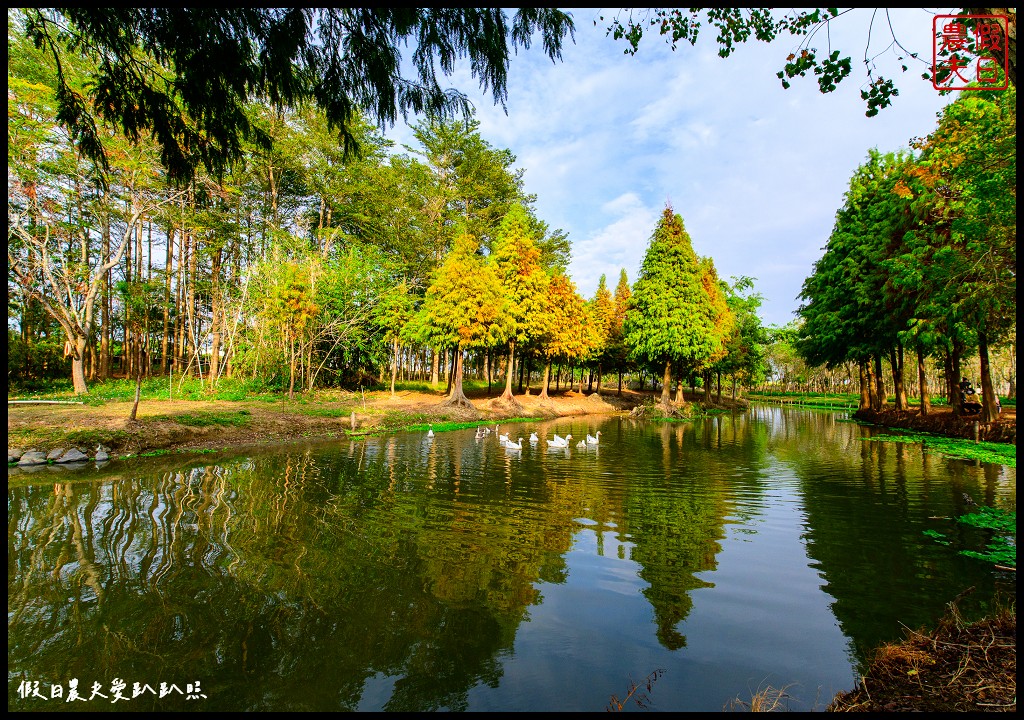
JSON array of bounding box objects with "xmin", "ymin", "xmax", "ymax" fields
[{"xmin": 8, "ymin": 406, "xmax": 1016, "ymax": 711}]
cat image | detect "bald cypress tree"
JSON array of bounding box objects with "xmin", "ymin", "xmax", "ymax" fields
[
  {"xmin": 589, "ymin": 274, "xmax": 615, "ymax": 394},
  {"xmin": 491, "ymin": 203, "xmax": 550, "ymax": 407},
  {"xmin": 694, "ymin": 256, "xmax": 736, "ymax": 402},
  {"xmin": 421, "ymin": 231, "xmax": 508, "ymax": 408},
  {"xmin": 624, "ymin": 206, "xmax": 714, "ymax": 408},
  {"xmin": 610, "ymin": 269, "xmax": 632, "ymax": 394}
]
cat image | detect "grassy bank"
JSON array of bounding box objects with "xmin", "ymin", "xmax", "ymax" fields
[{"xmin": 7, "ymin": 378, "xmax": 640, "ymax": 460}]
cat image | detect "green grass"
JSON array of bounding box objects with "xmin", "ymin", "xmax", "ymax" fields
[
  {"xmin": 8, "ymin": 377, "xmax": 286, "ymax": 404},
  {"xmin": 746, "ymin": 392, "xmax": 860, "ymax": 410},
  {"xmin": 406, "ymin": 417, "xmax": 536, "ymax": 433},
  {"xmin": 864, "ymin": 430, "xmax": 1015, "ymax": 467},
  {"xmin": 747, "ymin": 390, "xmax": 1014, "ymax": 410},
  {"xmin": 351, "ymin": 414, "xmax": 539, "ymax": 438},
  {"xmin": 150, "ymin": 409, "xmax": 251, "ymax": 428}
]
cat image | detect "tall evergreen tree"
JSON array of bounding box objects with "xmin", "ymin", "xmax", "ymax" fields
[
  {"xmin": 537, "ymin": 273, "xmax": 593, "ymax": 398},
  {"xmin": 588, "ymin": 274, "xmax": 616, "ymax": 394},
  {"xmin": 490, "ymin": 203, "xmax": 551, "ymax": 406},
  {"xmin": 908, "ymin": 87, "xmax": 1016, "ymax": 421},
  {"xmin": 610, "ymin": 268, "xmax": 633, "ymax": 394},
  {"xmin": 623, "ymin": 206, "xmax": 716, "ymax": 407},
  {"xmin": 693, "ymin": 256, "xmax": 736, "ymax": 401},
  {"xmin": 421, "ymin": 231, "xmax": 509, "ymax": 408},
  {"xmin": 717, "ymin": 277, "xmax": 769, "ymax": 400}
]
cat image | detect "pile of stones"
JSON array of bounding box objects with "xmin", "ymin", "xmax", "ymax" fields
[{"xmin": 9, "ymin": 445, "xmax": 112, "ymax": 468}]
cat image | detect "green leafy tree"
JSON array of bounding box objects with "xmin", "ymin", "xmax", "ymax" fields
[
  {"xmin": 25, "ymin": 8, "xmax": 576, "ymax": 184},
  {"xmin": 588, "ymin": 274, "xmax": 616, "ymax": 394},
  {"xmin": 609, "ymin": 268, "xmax": 633, "ymax": 394},
  {"xmin": 407, "ymin": 115, "xmax": 539, "ymax": 388},
  {"xmin": 267, "ymin": 262, "xmax": 319, "ymax": 400},
  {"xmin": 537, "ymin": 273, "xmax": 594, "ymax": 398},
  {"xmin": 421, "ymin": 231, "xmax": 509, "ymax": 408},
  {"xmin": 692, "ymin": 256, "xmax": 736, "ymax": 401},
  {"xmin": 797, "ymin": 150, "xmax": 918, "ymax": 410},
  {"xmin": 908, "ymin": 87, "xmax": 1016, "ymax": 421},
  {"xmin": 491, "ymin": 204, "xmax": 551, "ymax": 406},
  {"xmin": 7, "ymin": 22, "xmax": 184, "ymax": 393},
  {"xmin": 374, "ymin": 280, "xmax": 416, "ymax": 395},
  {"xmin": 623, "ymin": 206, "xmax": 717, "ymax": 407},
  {"xmin": 716, "ymin": 277, "xmax": 769, "ymax": 400}
]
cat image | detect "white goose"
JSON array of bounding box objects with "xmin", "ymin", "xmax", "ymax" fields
[
  {"xmin": 427, "ymin": 425, "xmax": 434, "ymax": 438},
  {"xmin": 576, "ymin": 439, "xmax": 587, "ymax": 448},
  {"xmin": 586, "ymin": 431, "xmax": 601, "ymax": 445},
  {"xmin": 546, "ymin": 434, "xmax": 572, "ymax": 448},
  {"xmin": 529, "ymin": 432, "xmax": 539, "ymax": 444},
  {"xmin": 498, "ymin": 433, "xmax": 510, "ymax": 445},
  {"xmin": 505, "ymin": 437, "xmax": 524, "ymax": 450}
]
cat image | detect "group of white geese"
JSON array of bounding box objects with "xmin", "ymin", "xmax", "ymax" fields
[{"xmin": 425, "ymin": 424, "xmax": 601, "ymax": 451}]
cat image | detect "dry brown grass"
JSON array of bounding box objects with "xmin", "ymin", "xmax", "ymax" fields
[
  {"xmin": 725, "ymin": 682, "xmax": 796, "ymax": 711},
  {"xmin": 828, "ymin": 596, "xmax": 1016, "ymax": 712}
]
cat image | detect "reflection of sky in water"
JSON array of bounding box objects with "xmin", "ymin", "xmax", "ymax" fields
[{"xmin": 8, "ymin": 408, "xmax": 1015, "ymax": 712}]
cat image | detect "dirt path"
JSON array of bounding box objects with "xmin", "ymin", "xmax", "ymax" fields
[{"xmin": 6, "ymin": 386, "xmax": 662, "ymax": 457}]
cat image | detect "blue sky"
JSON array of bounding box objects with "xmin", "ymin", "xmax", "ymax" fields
[{"xmin": 383, "ymin": 9, "xmax": 957, "ymax": 328}]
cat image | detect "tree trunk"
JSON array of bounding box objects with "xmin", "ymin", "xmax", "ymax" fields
[
  {"xmin": 486, "ymin": 350, "xmax": 492, "ymax": 395},
  {"xmin": 978, "ymin": 331, "xmax": 1000, "ymax": 422},
  {"xmin": 501, "ymin": 342, "xmax": 516, "ymax": 401},
  {"xmin": 863, "ymin": 359, "xmax": 875, "ymax": 411},
  {"xmin": 390, "ymin": 339, "xmax": 399, "ymax": 395},
  {"xmin": 595, "ymin": 363, "xmax": 603, "ymax": 395},
  {"xmin": 890, "ymin": 344, "xmax": 907, "ymax": 410},
  {"xmin": 70, "ymin": 334, "xmax": 89, "ymax": 395},
  {"xmin": 731, "ymin": 375, "xmax": 737, "ymax": 401},
  {"xmin": 445, "ymin": 347, "xmax": 455, "ymax": 396},
  {"xmin": 161, "ymin": 225, "xmax": 174, "ymax": 374},
  {"xmin": 661, "ymin": 359, "xmax": 672, "ymax": 406},
  {"xmin": 917, "ymin": 346, "xmax": 930, "ymax": 416},
  {"xmin": 950, "ymin": 340, "xmax": 964, "ymax": 416},
  {"xmin": 288, "ymin": 336, "xmax": 297, "ymax": 401},
  {"xmin": 186, "ymin": 226, "xmax": 198, "ymax": 376},
  {"xmin": 716, "ymin": 371, "xmax": 722, "ymax": 403},
  {"xmin": 518, "ymin": 349, "xmax": 527, "ymax": 394},
  {"xmin": 703, "ymin": 369, "xmax": 712, "ymax": 402},
  {"xmin": 207, "ymin": 244, "xmax": 223, "ymax": 386},
  {"xmin": 873, "ymin": 355, "xmax": 886, "ymax": 411},
  {"xmin": 617, "ymin": 370, "xmax": 623, "ymax": 395},
  {"xmin": 943, "ymin": 350, "xmax": 954, "ymax": 404},
  {"xmin": 124, "ymin": 227, "xmax": 134, "ymax": 380},
  {"xmin": 442, "ymin": 347, "xmax": 474, "ymax": 408},
  {"xmin": 99, "ymin": 217, "xmax": 111, "ymax": 380},
  {"xmin": 129, "ymin": 362, "xmax": 142, "ymax": 421},
  {"xmin": 674, "ymin": 370, "xmax": 685, "ymax": 404},
  {"xmin": 431, "ymin": 347, "xmax": 440, "ymax": 388}
]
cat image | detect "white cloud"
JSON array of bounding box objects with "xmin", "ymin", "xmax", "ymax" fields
[
  {"xmin": 569, "ymin": 194, "xmax": 661, "ymax": 298},
  {"xmin": 384, "ymin": 8, "xmax": 957, "ymax": 327}
]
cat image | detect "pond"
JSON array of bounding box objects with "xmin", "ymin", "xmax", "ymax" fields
[{"xmin": 8, "ymin": 405, "xmax": 1016, "ymax": 711}]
